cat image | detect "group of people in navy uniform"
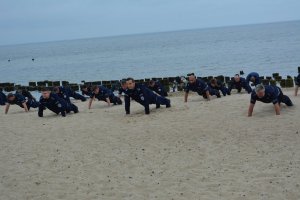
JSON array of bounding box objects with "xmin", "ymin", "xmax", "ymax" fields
[
  {"xmin": 183, "ymin": 72, "xmax": 294, "ymax": 116},
  {"xmin": 1, "ymin": 70, "xmax": 299, "ymax": 117},
  {"xmin": 2, "ymin": 86, "xmax": 85, "ymax": 117}
]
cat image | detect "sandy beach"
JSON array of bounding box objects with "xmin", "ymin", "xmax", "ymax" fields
[{"xmin": 0, "ymin": 89, "xmax": 300, "ymax": 200}]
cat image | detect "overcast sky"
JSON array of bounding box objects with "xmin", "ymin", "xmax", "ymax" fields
[{"xmin": 1, "ymin": 0, "xmax": 300, "ymax": 45}]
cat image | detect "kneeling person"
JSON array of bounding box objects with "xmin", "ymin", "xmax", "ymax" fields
[
  {"xmin": 125, "ymin": 78, "xmax": 171, "ymax": 115},
  {"xmin": 248, "ymin": 84, "xmax": 293, "ymax": 116}
]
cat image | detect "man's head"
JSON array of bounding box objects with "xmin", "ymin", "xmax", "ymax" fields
[
  {"xmin": 7, "ymin": 93, "xmax": 15, "ymax": 101},
  {"xmin": 255, "ymin": 84, "xmax": 265, "ymax": 98},
  {"xmin": 126, "ymin": 77, "xmax": 135, "ymax": 90},
  {"xmin": 210, "ymin": 78, "xmax": 217, "ymax": 86},
  {"xmin": 41, "ymin": 88, "xmax": 51, "ymax": 99},
  {"xmin": 81, "ymin": 85, "xmax": 89, "ymax": 92},
  {"xmin": 234, "ymin": 74, "xmax": 240, "ymax": 82},
  {"xmin": 53, "ymin": 87, "xmax": 60, "ymax": 94},
  {"xmin": 149, "ymin": 80, "xmax": 155, "ymax": 87},
  {"xmin": 188, "ymin": 75, "xmax": 197, "ymax": 84},
  {"xmin": 92, "ymin": 85, "xmax": 100, "ymax": 94},
  {"xmin": 120, "ymin": 79, "xmax": 127, "ymax": 89}
]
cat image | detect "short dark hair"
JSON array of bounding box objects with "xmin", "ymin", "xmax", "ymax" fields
[
  {"xmin": 126, "ymin": 77, "xmax": 135, "ymax": 82},
  {"xmin": 120, "ymin": 79, "xmax": 127, "ymax": 85},
  {"xmin": 149, "ymin": 80, "xmax": 155, "ymax": 85},
  {"xmin": 188, "ymin": 74, "xmax": 196, "ymax": 79},
  {"xmin": 53, "ymin": 87, "xmax": 60, "ymax": 93},
  {"xmin": 210, "ymin": 78, "xmax": 217, "ymax": 84},
  {"xmin": 235, "ymin": 74, "xmax": 240, "ymax": 77},
  {"xmin": 92, "ymin": 85, "xmax": 99, "ymax": 91},
  {"xmin": 41, "ymin": 87, "xmax": 51, "ymax": 92},
  {"xmin": 81, "ymin": 85, "xmax": 88, "ymax": 89}
]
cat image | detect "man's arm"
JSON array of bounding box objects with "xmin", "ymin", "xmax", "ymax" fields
[
  {"xmin": 22, "ymin": 102, "xmax": 29, "ymax": 112},
  {"xmin": 72, "ymin": 91, "xmax": 86, "ymax": 101},
  {"xmin": 206, "ymin": 90, "xmax": 211, "ymax": 101},
  {"xmin": 141, "ymin": 87, "xmax": 150, "ymax": 114},
  {"xmin": 144, "ymin": 100, "xmax": 150, "ymax": 114},
  {"xmin": 125, "ymin": 95, "xmax": 130, "ymax": 114},
  {"xmin": 4, "ymin": 104, "xmax": 10, "ymax": 114},
  {"xmin": 274, "ymin": 103, "xmax": 280, "ymax": 115},
  {"xmin": 228, "ymin": 82, "xmax": 233, "ymax": 93},
  {"xmin": 88, "ymin": 97, "xmax": 94, "ymax": 109},
  {"xmin": 106, "ymin": 97, "xmax": 111, "ymax": 106},
  {"xmin": 38, "ymin": 104, "xmax": 44, "ymax": 117},
  {"xmin": 245, "ymin": 74, "xmax": 250, "ymax": 84},
  {"xmin": 295, "ymin": 86, "xmax": 299, "ymax": 96},
  {"xmin": 184, "ymin": 92, "xmax": 189, "ymax": 102},
  {"xmin": 245, "ymin": 84, "xmax": 252, "ymax": 94},
  {"xmin": 248, "ymin": 103, "xmax": 255, "ymax": 117}
]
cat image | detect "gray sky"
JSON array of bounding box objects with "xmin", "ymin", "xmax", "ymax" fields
[{"xmin": 1, "ymin": 0, "xmax": 300, "ymax": 45}]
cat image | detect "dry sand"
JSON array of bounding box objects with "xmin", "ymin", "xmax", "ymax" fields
[{"xmin": 0, "ymin": 89, "xmax": 300, "ymax": 200}]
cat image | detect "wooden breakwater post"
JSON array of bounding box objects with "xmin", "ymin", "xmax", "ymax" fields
[
  {"xmin": 0, "ymin": 82, "xmax": 15, "ymax": 92},
  {"xmin": 285, "ymin": 78, "xmax": 294, "ymax": 87},
  {"xmin": 3, "ymin": 67, "xmax": 300, "ymax": 93},
  {"xmin": 262, "ymin": 79, "xmax": 270, "ymax": 86}
]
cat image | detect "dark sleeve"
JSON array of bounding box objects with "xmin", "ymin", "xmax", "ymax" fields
[
  {"xmin": 38, "ymin": 99, "xmax": 44, "ymax": 117},
  {"xmin": 250, "ymin": 92, "xmax": 257, "ymax": 104},
  {"xmin": 157, "ymin": 83, "xmax": 164, "ymax": 91},
  {"xmin": 256, "ymin": 77, "xmax": 261, "ymax": 85},
  {"xmin": 118, "ymin": 88, "xmax": 122, "ymax": 95},
  {"xmin": 201, "ymin": 81, "xmax": 209, "ymax": 92},
  {"xmin": 17, "ymin": 95, "xmax": 26, "ymax": 103},
  {"xmin": 142, "ymin": 88, "xmax": 151, "ymax": 114},
  {"xmin": 125, "ymin": 95, "xmax": 130, "ymax": 114},
  {"xmin": 296, "ymin": 74, "xmax": 300, "ymax": 84},
  {"xmin": 54, "ymin": 96, "xmax": 67, "ymax": 117},
  {"xmin": 144, "ymin": 99, "xmax": 150, "ymax": 114},
  {"xmin": 228, "ymin": 81, "xmax": 233, "ymax": 92},
  {"xmin": 66, "ymin": 88, "xmax": 75, "ymax": 98},
  {"xmin": 271, "ymin": 88, "xmax": 279, "ymax": 104},
  {"xmin": 185, "ymin": 84, "xmax": 190, "ymax": 93},
  {"xmin": 104, "ymin": 92, "xmax": 109, "ymax": 98},
  {"xmin": 243, "ymin": 80, "xmax": 252, "ymax": 93},
  {"xmin": 24, "ymin": 91, "xmax": 34, "ymax": 99},
  {"xmin": 0, "ymin": 92, "xmax": 6, "ymax": 104},
  {"xmin": 246, "ymin": 74, "xmax": 250, "ymax": 83},
  {"xmin": 53, "ymin": 94, "xmax": 67, "ymax": 109},
  {"xmin": 102, "ymin": 88, "xmax": 111, "ymax": 98},
  {"xmin": 144, "ymin": 97, "xmax": 150, "ymax": 114},
  {"xmin": 72, "ymin": 92, "xmax": 86, "ymax": 101},
  {"xmin": 246, "ymin": 86, "xmax": 252, "ymax": 94}
]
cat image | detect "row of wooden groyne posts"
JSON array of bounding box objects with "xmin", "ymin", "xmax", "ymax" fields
[{"xmin": 0, "ymin": 69, "xmax": 299, "ymax": 93}]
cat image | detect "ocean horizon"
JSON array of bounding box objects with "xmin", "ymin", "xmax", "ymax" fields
[{"xmin": 1, "ymin": 20, "xmax": 300, "ymax": 85}]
